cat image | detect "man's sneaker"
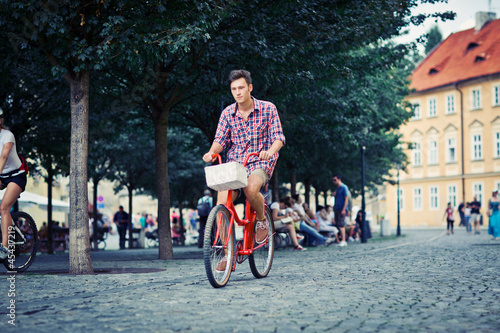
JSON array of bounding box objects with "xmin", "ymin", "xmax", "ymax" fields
[
  {"xmin": 215, "ymin": 256, "xmax": 228, "ymax": 272},
  {"xmin": 255, "ymin": 219, "xmax": 269, "ymax": 244},
  {"xmin": 325, "ymin": 238, "xmax": 336, "ymax": 247},
  {"xmin": 0, "ymin": 245, "xmax": 8, "ymax": 261},
  {"xmin": 294, "ymin": 245, "xmax": 307, "ymax": 251},
  {"xmin": 296, "ymin": 234, "xmax": 305, "ymax": 241},
  {"xmin": 337, "ymin": 241, "xmax": 347, "ymax": 247}
]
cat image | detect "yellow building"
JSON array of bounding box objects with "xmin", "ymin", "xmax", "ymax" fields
[{"xmin": 386, "ymin": 13, "xmax": 500, "ymax": 227}]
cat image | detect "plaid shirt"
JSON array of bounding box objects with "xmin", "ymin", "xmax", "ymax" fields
[{"xmin": 214, "ymin": 97, "xmax": 286, "ymax": 178}]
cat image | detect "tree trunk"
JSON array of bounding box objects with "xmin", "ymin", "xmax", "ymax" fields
[
  {"xmin": 46, "ymin": 166, "xmax": 54, "ymax": 254},
  {"xmin": 92, "ymin": 178, "xmax": 99, "ymax": 251},
  {"xmin": 304, "ymin": 178, "xmax": 311, "ymax": 206},
  {"xmin": 290, "ymin": 170, "xmax": 297, "ymax": 196},
  {"xmin": 154, "ymin": 121, "xmax": 173, "ymax": 259},
  {"xmin": 68, "ymin": 71, "xmax": 93, "ymax": 274},
  {"xmin": 271, "ymin": 170, "xmax": 279, "ymax": 203}
]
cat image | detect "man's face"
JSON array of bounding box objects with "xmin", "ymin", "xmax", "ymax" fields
[
  {"xmin": 332, "ymin": 177, "xmax": 340, "ymax": 187},
  {"xmin": 230, "ymin": 77, "xmax": 253, "ymax": 105}
]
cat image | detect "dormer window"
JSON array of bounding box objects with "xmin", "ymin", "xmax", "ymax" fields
[
  {"xmin": 466, "ymin": 42, "xmax": 480, "ymax": 52},
  {"xmin": 474, "ymin": 55, "xmax": 486, "ymax": 63}
]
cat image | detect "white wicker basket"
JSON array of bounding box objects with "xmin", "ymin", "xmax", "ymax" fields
[{"xmin": 204, "ymin": 162, "xmax": 248, "ymax": 191}]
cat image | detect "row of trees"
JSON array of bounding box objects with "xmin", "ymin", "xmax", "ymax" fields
[{"xmin": 0, "ymin": 0, "xmax": 454, "ymax": 273}]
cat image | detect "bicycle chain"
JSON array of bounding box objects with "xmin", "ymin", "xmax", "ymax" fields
[{"xmin": 235, "ymin": 240, "xmax": 247, "ymax": 264}]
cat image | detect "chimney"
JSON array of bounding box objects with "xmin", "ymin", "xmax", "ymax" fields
[{"xmin": 475, "ymin": 11, "xmax": 496, "ymax": 31}]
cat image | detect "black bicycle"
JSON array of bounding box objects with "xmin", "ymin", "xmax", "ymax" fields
[{"xmin": 0, "ymin": 211, "xmax": 39, "ymax": 272}]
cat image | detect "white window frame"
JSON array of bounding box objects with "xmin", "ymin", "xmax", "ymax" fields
[
  {"xmin": 471, "ymin": 87, "xmax": 482, "ymax": 110},
  {"xmin": 413, "ymin": 187, "xmax": 422, "ymax": 211},
  {"xmin": 413, "ymin": 142, "xmax": 422, "ymax": 166},
  {"xmin": 446, "ymin": 137, "xmax": 456, "ymax": 163},
  {"xmin": 447, "ymin": 184, "xmax": 457, "ymax": 208},
  {"xmin": 445, "ymin": 93, "xmax": 456, "ymax": 114},
  {"xmin": 396, "ymin": 188, "xmax": 404, "ymax": 212},
  {"xmin": 430, "ymin": 186, "xmax": 439, "ymax": 210},
  {"xmin": 411, "ymin": 101, "xmax": 421, "ymax": 120},
  {"xmin": 428, "ymin": 139, "xmax": 438, "ymax": 165},
  {"xmin": 493, "ymin": 84, "xmax": 500, "ymax": 107},
  {"xmin": 472, "ymin": 182, "xmax": 484, "ymax": 205},
  {"xmin": 427, "ymin": 96, "xmax": 437, "ymax": 118},
  {"xmin": 495, "ymin": 181, "xmax": 500, "ymax": 193},
  {"xmin": 494, "ymin": 130, "xmax": 500, "ymax": 158},
  {"xmin": 472, "ymin": 133, "xmax": 483, "ymax": 161}
]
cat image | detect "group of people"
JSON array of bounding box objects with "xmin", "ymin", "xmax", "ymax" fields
[{"xmin": 444, "ymin": 191, "xmax": 500, "ymax": 239}]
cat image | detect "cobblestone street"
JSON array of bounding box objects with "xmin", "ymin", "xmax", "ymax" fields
[{"xmin": 1, "ymin": 228, "xmax": 499, "ymax": 332}]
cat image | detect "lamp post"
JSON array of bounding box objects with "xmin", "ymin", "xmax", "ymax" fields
[
  {"xmin": 360, "ymin": 146, "xmax": 368, "ymax": 243},
  {"xmin": 396, "ymin": 165, "xmax": 401, "ymax": 237}
]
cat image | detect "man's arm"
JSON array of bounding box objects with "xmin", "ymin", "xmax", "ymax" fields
[
  {"xmin": 260, "ymin": 140, "xmax": 284, "ymax": 160},
  {"xmin": 203, "ymin": 142, "xmax": 224, "ymax": 163},
  {"xmin": 342, "ymin": 193, "xmax": 349, "ymax": 216}
]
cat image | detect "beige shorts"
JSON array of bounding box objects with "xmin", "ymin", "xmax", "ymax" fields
[{"xmin": 250, "ymin": 168, "xmax": 269, "ymax": 185}]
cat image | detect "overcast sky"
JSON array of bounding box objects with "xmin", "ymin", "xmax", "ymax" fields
[{"xmin": 395, "ymin": 0, "xmax": 500, "ymax": 46}]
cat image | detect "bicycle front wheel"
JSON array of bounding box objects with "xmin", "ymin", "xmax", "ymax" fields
[
  {"xmin": 3, "ymin": 211, "xmax": 39, "ymax": 272},
  {"xmin": 249, "ymin": 205, "xmax": 275, "ymax": 278},
  {"xmin": 204, "ymin": 205, "xmax": 235, "ymax": 288}
]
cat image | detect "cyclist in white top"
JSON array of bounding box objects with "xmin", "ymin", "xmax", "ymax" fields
[{"xmin": 0, "ymin": 108, "xmax": 28, "ymax": 260}]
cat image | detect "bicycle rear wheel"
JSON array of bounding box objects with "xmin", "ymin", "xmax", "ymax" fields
[
  {"xmin": 204, "ymin": 205, "xmax": 235, "ymax": 288},
  {"xmin": 3, "ymin": 211, "xmax": 39, "ymax": 272},
  {"xmin": 249, "ymin": 205, "xmax": 275, "ymax": 278}
]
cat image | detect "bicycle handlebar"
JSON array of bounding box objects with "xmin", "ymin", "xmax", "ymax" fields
[{"xmin": 211, "ymin": 152, "xmax": 260, "ymax": 167}]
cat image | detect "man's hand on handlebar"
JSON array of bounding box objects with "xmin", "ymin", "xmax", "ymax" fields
[
  {"xmin": 202, "ymin": 152, "xmax": 217, "ymax": 163},
  {"xmin": 259, "ymin": 150, "xmax": 274, "ymax": 160}
]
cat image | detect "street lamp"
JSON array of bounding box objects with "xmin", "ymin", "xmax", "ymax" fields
[
  {"xmin": 396, "ymin": 164, "xmax": 401, "ymax": 237},
  {"xmin": 360, "ymin": 146, "xmax": 368, "ymax": 243}
]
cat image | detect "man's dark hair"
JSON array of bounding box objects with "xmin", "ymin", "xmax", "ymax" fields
[
  {"xmin": 228, "ymin": 69, "xmax": 252, "ymax": 85},
  {"xmin": 333, "ymin": 174, "xmax": 342, "ymax": 180},
  {"xmin": 291, "ymin": 194, "xmax": 300, "ymax": 201}
]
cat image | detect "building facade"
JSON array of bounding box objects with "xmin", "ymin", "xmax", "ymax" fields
[{"xmin": 386, "ymin": 13, "xmax": 500, "ymax": 227}]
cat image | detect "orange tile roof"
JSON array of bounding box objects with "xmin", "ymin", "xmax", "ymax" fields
[{"xmin": 409, "ymin": 18, "xmax": 500, "ymax": 92}]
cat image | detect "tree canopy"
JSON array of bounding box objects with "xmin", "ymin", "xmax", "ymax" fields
[{"xmin": 0, "ymin": 0, "xmax": 455, "ymax": 271}]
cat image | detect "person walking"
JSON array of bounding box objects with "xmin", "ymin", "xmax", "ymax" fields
[
  {"xmin": 443, "ymin": 202, "xmax": 455, "ymax": 235},
  {"xmin": 113, "ymin": 206, "xmax": 129, "ymax": 249},
  {"xmin": 457, "ymin": 201, "xmax": 465, "ymax": 227},
  {"xmin": 487, "ymin": 190, "xmax": 500, "ymax": 240},
  {"xmin": 197, "ymin": 189, "xmax": 213, "ymax": 248},
  {"xmin": 332, "ymin": 175, "xmax": 349, "ymax": 247},
  {"xmin": 470, "ymin": 196, "xmax": 481, "ymax": 235},
  {"xmin": 0, "ymin": 108, "xmax": 28, "ymax": 261},
  {"xmin": 202, "ymin": 69, "xmax": 285, "ymax": 271},
  {"xmin": 464, "ymin": 203, "xmax": 472, "ymax": 234}
]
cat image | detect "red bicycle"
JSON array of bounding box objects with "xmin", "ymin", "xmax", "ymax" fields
[{"xmin": 203, "ymin": 152, "xmax": 275, "ymax": 288}]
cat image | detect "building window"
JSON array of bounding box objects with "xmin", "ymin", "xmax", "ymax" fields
[
  {"xmin": 446, "ymin": 137, "xmax": 456, "ymax": 163},
  {"xmin": 428, "ymin": 97, "xmax": 437, "ymax": 117},
  {"xmin": 412, "ymin": 103, "xmax": 421, "ymax": 120},
  {"xmin": 446, "ymin": 94, "xmax": 455, "ymax": 114},
  {"xmin": 473, "ymin": 182, "xmax": 483, "ymax": 205},
  {"xmin": 430, "ymin": 186, "xmax": 439, "ymax": 210},
  {"xmin": 447, "ymin": 185, "xmax": 457, "ymax": 208},
  {"xmin": 471, "ymin": 88, "xmax": 481, "ymax": 110},
  {"xmin": 472, "ymin": 134, "xmax": 483, "ymax": 160},
  {"xmin": 413, "ymin": 187, "xmax": 422, "ymax": 211},
  {"xmin": 493, "ymin": 85, "xmax": 500, "ymax": 106},
  {"xmin": 495, "ymin": 131, "xmax": 500, "ymax": 158},
  {"xmin": 428, "ymin": 140, "xmax": 438, "ymax": 165},
  {"xmin": 396, "ymin": 188, "xmax": 404, "ymax": 212},
  {"xmin": 413, "ymin": 142, "xmax": 421, "ymax": 166}
]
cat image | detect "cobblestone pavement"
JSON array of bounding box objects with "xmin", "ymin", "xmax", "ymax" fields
[{"xmin": 1, "ymin": 228, "xmax": 499, "ymax": 332}]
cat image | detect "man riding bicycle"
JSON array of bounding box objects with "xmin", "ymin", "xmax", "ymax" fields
[{"xmin": 202, "ymin": 69, "xmax": 285, "ymax": 270}]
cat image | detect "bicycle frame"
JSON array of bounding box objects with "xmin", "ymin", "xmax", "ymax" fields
[{"xmin": 211, "ymin": 152, "xmax": 272, "ymax": 271}]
